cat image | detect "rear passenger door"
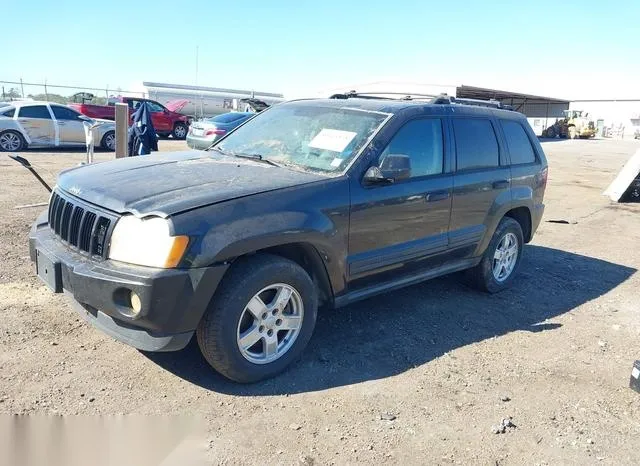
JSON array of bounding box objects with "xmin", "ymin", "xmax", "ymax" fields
[
  {"xmin": 449, "ymin": 117, "xmax": 511, "ymax": 257},
  {"xmin": 16, "ymin": 105, "xmax": 55, "ymax": 146}
]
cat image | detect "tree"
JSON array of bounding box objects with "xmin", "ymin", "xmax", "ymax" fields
[
  {"xmin": 2, "ymin": 87, "xmax": 21, "ymax": 99},
  {"xmin": 28, "ymin": 93, "xmax": 67, "ymax": 104}
]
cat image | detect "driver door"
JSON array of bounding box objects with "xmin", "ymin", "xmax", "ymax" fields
[
  {"xmin": 50, "ymin": 105, "xmax": 86, "ymax": 145},
  {"xmin": 347, "ymin": 118, "xmax": 453, "ymax": 288}
]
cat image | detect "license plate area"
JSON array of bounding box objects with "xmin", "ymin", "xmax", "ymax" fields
[
  {"xmin": 36, "ymin": 248, "xmax": 62, "ymax": 292},
  {"xmin": 192, "ymin": 128, "xmax": 204, "ymax": 136}
]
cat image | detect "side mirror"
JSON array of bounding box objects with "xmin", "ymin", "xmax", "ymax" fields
[{"xmin": 363, "ymin": 153, "xmax": 411, "ymax": 184}]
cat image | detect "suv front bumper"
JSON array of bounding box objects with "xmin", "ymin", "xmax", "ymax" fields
[{"xmin": 29, "ymin": 212, "xmax": 228, "ymax": 352}]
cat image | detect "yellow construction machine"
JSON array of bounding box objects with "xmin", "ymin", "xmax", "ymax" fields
[{"xmin": 543, "ymin": 110, "xmax": 597, "ymax": 139}]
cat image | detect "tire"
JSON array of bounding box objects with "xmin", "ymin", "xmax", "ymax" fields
[
  {"xmin": 568, "ymin": 126, "xmax": 577, "ymax": 139},
  {"xmin": 196, "ymin": 253, "xmax": 318, "ymax": 383},
  {"xmin": 172, "ymin": 123, "xmax": 188, "ymax": 140},
  {"xmin": 545, "ymin": 126, "xmax": 556, "ymax": 138},
  {"xmin": 100, "ymin": 131, "xmax": 116, "ymax": 151},
  {"xmin": 463, "ymin": 217, "xmax": 524, "ymax": 293},
  {"xmin": 0, "ymin": 130, "xmax": 26, "ymax": 152}
]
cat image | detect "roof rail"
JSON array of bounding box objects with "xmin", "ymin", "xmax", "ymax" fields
[
  {"xmin": 430, "ymin": 93, "xmax": 514, "ymax": 110},
  {"xmin": 329, "ymin": 90, "xmax": 438, "ymax": 101}
]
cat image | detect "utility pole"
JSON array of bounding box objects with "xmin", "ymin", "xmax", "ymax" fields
[
  {"xmin": 20, "ymin": 78, "xmax": 25, "ymax": 98},
  {"xmin": 195, "ymin": 45, "xmax": 199, "ymax": 86}
]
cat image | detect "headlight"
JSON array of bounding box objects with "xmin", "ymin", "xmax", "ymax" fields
[{"xmin": 108, "ymin": 216, "xmax": 189, "ymax": 268}]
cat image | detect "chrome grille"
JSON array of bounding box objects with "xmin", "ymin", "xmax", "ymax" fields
[{"xmin": 47, "ymin": 190, "xmax": 115, "ymax": 258}]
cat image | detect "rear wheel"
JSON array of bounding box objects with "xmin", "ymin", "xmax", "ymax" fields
[
  {"xmin": 172, "ymin": 123, "xmax": 188, "ymax": 140},
  {"xmin": 196, "ymin": 254, "xmax": 318, "ymax": 383},
  {"xmin": 463, "ymin": 217, "xmax": 524, "ymax": 293},
  {"xmin": 0, "ymin": 130, "xmax": 26, "ymax": 152}
]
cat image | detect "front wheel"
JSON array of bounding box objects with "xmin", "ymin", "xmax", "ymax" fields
[
  {"xmin": 100, "ymin": 131, "xmax": 116, "ymax": 151},
  {"xmin": 196, "ymin": 254, "xmax": 318, "ymax": 383},
  {"xmin": 545, "ymin": 126, "xmax": 556, "ymax": 138},
  {"xmin": 463, "ymin": 217, "xmax": 524, "ymax": 293},
  {"xmin": 172, "ymin": 123, "xmax": 188, "ymax": 140}
]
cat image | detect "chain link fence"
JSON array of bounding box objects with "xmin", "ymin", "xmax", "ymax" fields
[{"xmin": 0, "ymin": 80, "xmax": 145, "ymax": 105}]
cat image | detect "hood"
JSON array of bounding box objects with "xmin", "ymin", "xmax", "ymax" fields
[
  {"xmin": 56, "ymin": 151, "xmax": 325, "ymax": 217},
  {"xmin": 164, "ymin": 99, "xmax": 189, "ymax": 113}
]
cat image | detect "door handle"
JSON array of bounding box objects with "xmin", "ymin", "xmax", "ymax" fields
[
  {"xmin": 57, "ymin": 122, "xmax": 66, "ymax": 126},
  {"xmin": 425, "ymin": 190, "xmax": 450, "ymax": 202},
  {"xmin": 492, "ymin": 180, "xmax": 509, "ymax": 189}
]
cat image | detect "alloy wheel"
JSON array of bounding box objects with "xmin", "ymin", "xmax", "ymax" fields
[
  {"xmin": 236, "ymin": 283, "xmax": 304, "ymax": 364},
  {"xmin": 492, "ymin": 232, "xmax": 518, "ymax": 282}
]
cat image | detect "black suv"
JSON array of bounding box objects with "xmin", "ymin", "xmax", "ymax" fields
[{"xmin": 30, "ymin": 95, "xmax": 548, "ymax": 382}]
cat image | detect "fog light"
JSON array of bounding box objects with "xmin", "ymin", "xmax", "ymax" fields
[{"xmin": 129, "ymin": 291, "xmax": 142, "ymax": 314}]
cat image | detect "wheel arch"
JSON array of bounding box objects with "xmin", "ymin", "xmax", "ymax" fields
[{"xmin": 504, "ymin": 206, "xmax": 532, "ymax": 243}]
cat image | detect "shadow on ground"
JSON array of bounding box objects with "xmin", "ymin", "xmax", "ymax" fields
[{"xmin": 144, "ymin": 245, "xmax": 635, "ymax": 395}]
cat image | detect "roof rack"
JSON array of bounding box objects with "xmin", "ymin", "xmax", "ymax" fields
[{"xmin": 329, "ymin": 90, "xmax": 514, "ymax": 110}]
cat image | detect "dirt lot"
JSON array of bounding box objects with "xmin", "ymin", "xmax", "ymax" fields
[{"xmin": 1, "ymin": 139, "xmax": 639, "ymax": 465}]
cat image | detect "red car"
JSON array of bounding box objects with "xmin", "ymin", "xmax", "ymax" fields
[{"xmin": 68, "ymin": 97, "xmax": 190, "ymax": 139}]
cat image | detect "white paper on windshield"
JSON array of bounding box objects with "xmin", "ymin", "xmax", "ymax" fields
[
  {"xmin": 331, "ymin": 158, "xmax": 343, "ymax": 167},
  {"xmin": 308, "ymin": 129, "xmax": 357, "ymax": 153}
]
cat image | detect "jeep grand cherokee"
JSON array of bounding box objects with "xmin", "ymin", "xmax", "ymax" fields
[{"xmin": 30, "ymin": 95, "xmax": 547, "ymax": 382}]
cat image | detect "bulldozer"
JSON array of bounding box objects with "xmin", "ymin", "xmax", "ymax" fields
[{"xmin": 543, "ymin": 110, "xmax": 597, "ymax": 139}]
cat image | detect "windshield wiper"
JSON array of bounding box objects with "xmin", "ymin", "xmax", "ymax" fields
[{"xmin": 232, "ymin": 152, "xmax": 282, "ymax": 167}]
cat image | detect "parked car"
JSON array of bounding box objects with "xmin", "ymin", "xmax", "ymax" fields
[
  {"xmin": 0, "ymin": 101, "xmax": 116, "ymax": 151},
  {"xmin": 186, "ymin": 112, "xmax": 254, "ymax": 149},
  {"xmin": 68, "ymin": 96, "xmax": 190, "ymax": 139},
  {"xmin": 29, "ymin": 95, "xmax": 547, "ymax": 383}
]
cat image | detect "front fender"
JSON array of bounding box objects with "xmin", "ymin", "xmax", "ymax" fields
[{"xmin": 173, "ymin": 178, "xmax": 351, "ymax": 296}]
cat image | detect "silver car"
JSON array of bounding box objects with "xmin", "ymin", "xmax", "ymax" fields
[
  {"xmin": 0, "ymin": 101, "xmax": 116, "ymax": 152},
  {"xmin": 186, "ymin": 112, "xmax": 254, "ymax": 150}
]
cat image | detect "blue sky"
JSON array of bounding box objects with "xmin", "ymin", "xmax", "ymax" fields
[{"xmin": 3, "ymin": 0, "xmax": 638, "ymax": 99}]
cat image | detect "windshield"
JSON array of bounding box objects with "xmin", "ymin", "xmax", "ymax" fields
[{"xmin": 214, "ymin": 101, "xmax": 389, "ymax": 174}]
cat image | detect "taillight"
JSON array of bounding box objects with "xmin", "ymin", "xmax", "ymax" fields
[
  {"xmin": 205, "ymin": 128, "xmax": 226, "ymax": 137},
  {"xmin": 540, "ymin": 166, "xmax": 548, "ymax": 186}
]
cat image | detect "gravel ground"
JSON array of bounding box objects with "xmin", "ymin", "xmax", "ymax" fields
[{"xmin": 0, "ymin": 139, "xmax": 639, "ymax": 465}]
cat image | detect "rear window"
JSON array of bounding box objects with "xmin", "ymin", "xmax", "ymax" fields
[
  {"xmin": 211, "ymin": 113, "xmax": 248, "ymax": 124},
  {"xmin": 18, "ymin": 105, "xmax": 52, "ymax": 119},
  {"xmin": 453, "ymin": 118, "xmax": 500, "ymax": 171},
  {"xmin": 500, "ymin": 120, "xmax": 536, "ymax": 165},
  {"xmin": 0, "ymin": 107, "xmax": 15, "ymax": 117}
]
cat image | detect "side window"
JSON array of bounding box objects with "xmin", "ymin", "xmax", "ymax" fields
[
  {"xmin": 380, "ymin": 119, "xmax": 444, "ymax": 178},
  {"xmin": 500, "ymin": 120, "xmax": 536, "ymax": 165},
  {"xmin": 0, "ymin": 107, "xmax": 15, "ymax": 117},
  {"xmin": 51, "ymin": 106, "xmax": 82, "ymax": 121},
  {"xmin": 146, "ymin": 101, "xmax": 165, "ymax": 112},
  {"xmin": 453, "ymin": 118, "xmax": 499, "ymax": 171},
  {"xmin": 17, "ymin": 105, "xmax": 52, "ymax": 119}
]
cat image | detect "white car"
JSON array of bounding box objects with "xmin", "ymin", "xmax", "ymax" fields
[{"xmin": 0, "ymin": 101, "xmax": 116, "ymax": 152}]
